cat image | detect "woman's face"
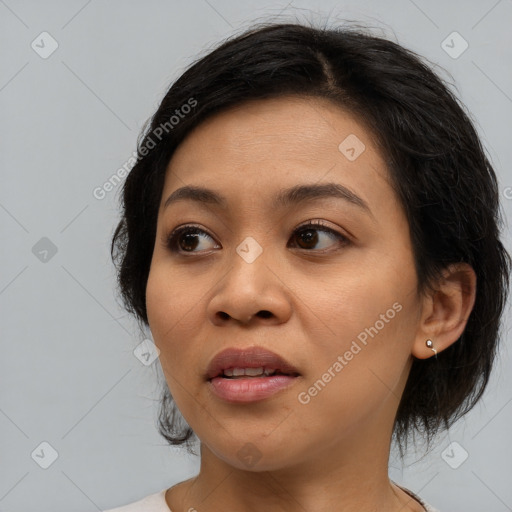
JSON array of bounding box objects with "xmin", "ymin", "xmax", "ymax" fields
[{"xmin": 146, "ymin": 95, "xmax": 425, "ymax": 471}]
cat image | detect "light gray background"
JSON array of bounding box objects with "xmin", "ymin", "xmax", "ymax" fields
[{"xmin": 1, "ymin": 1, "xmax": 511, "ymax": 511}]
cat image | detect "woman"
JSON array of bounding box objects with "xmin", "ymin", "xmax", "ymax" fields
[{"xmin": 106, "ymin": 21, "xmax": 511, "ymax": 512}]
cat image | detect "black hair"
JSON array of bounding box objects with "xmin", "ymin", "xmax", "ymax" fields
[{"xmin": 111, "ymin": 21, "xmax": 511, "ymax": 459}]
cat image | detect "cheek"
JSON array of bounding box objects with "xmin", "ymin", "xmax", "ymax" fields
[
  {"xmin": 146, "ymin": 263, "xmax": 198, "ymax": 337},
  {"xmin": 304, "ymin": 253, "xmax": 414, "ymax": 340},
  {"xmin": 298, "ymin": 249, "xmax": 420, "ymax": 390},
  {"xmin": 146, "ymin": 266, "xmax": 188, "ymax": 373},
  {"xmin": 145, "ymin": 265, "xmax": 207, "ymax": 383},
  {"xmin": 145, "ymin": 270, "xmax": 196, "ymax": 410},
  {"xmin": 145, "ymin": 267, "xmax": 172, "ymax": 336}
]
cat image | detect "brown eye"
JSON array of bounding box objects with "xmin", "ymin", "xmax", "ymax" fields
[
  {"xmin": 294, "ymin": 228, "xmax": 320, "ymax": 249},
  {"xmin": 289, "ymin": 221, "xmax": 350, "ymax": 251},
  {"xmin": 166, "ymin": 226, "xmax": 219, "ymax": 253}
]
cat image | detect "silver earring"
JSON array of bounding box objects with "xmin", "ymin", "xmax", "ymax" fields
[{"xmin": 426, "ymin": 339, "xmax": 437, "ymax": 357}]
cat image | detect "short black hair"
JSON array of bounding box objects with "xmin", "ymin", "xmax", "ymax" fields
[{"xmin": 111, "ymin": 21, "xmax": 511, "ymax": 458}]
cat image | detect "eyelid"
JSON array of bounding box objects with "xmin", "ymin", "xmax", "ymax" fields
[
  {"xmin": 295, "ymin": 219, "xmax": 344, "ymax": 235},
  {"xmin": 291, "ymin": 219, "xmax": 351, "ymax": 247}
]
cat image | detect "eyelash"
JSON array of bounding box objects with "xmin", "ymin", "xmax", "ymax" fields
[{"xmin": 165, "ymin": 220, "xmax": 350, "ymax": 255}]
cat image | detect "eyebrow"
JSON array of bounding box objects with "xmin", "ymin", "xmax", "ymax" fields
[{"xmin": 163, "ymin": 182, "xmax": 373, "ymax": 217}]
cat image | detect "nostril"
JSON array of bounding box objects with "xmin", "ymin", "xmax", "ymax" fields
[{"xmin": 258, "ymin": 310, "xmax": 272, "ymax": 318}]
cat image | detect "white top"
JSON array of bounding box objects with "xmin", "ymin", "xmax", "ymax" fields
[{"xmin": 103, "ymin": 482, "xmax": 440, "ymax": 511}]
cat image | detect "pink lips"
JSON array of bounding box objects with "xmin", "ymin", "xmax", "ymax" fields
[{"xmin": 206, "ymin": 346, "xmax": 301, "ymax": 403}]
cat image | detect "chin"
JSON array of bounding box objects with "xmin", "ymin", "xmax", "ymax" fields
[{"xmin": 203, "ymin": 433, "xmax": 303, "ymax": 472}]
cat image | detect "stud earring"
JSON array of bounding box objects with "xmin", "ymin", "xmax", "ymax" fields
[{"xmin": 426, "ymin": 339, "xmax": 437, "ymax": 357}]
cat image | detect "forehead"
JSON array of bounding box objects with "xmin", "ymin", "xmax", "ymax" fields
[{"xmin": 161, "ymin": 95, "xmax": 392, "ymax": 212}]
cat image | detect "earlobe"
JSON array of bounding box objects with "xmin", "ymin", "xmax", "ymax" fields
[
  {"xmin": 425, "ymin": 339, "xmax": 437, "ymax": 357},
  {"xmin": 412, "ymin": 262, "xmax": 477, "ymax": 359}
]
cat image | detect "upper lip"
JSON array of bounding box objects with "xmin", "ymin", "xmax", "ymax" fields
[{"xmin": 206, "ymin": 346, "xmax": 301, "ymax": 380}]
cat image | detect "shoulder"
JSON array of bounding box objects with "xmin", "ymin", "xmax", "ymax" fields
[
  {"xmin": 424, "ymin": 505, "xmax": 441, "ymax": 512},
  {"xmin": 102, "ymin": 488, "xmax": 170, "ymax": 512},
  {"xmin": 392, "ymin": 481, "xmax": 441, "ymax": 512}
]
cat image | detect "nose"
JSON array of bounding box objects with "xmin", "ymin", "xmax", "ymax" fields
[{"xmin": 206, "ymin": 247, "xmax": 293, "ymax": 327}]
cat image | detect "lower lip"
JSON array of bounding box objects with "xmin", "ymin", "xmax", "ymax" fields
[{"xmin": 208, "ymin": 375, "xmax": 299, "ymax": 403}]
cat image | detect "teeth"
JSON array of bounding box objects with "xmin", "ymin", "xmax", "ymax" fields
[{"xmin": 222, "ymin": 367, "xmax": 277, "ymax": 378}]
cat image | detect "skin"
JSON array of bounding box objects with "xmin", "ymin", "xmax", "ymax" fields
[{"xmin": 145, "ymin": 95, "xmax": 477, "ymax": 512}]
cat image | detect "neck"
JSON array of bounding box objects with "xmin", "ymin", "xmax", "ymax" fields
[{"xmin": 167, "ymin": 412, "xmax": 421, "ymax": 512}]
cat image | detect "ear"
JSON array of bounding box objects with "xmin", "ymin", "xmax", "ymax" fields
[{"xmin": 412, "ymin": 262, "xmax": 477, "ymax": 359}]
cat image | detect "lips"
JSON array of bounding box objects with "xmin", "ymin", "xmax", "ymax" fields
[{"xmin": 206, "ymin": 346, "xmax": 300, "ymax": 381}]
